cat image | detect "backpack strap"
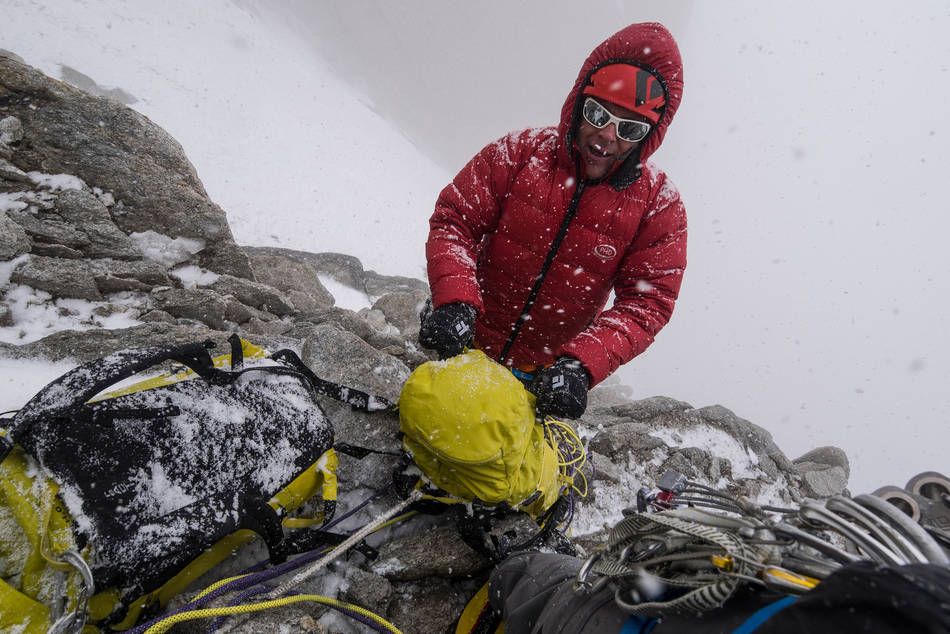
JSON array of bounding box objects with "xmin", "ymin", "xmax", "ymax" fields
[
  {"xmin": 9, "ymin": 341, "xmax": 228, "ymax": 445},
  {"xmin": 455, "ymin": 496, "xmax": 576, "ymax": 562},
  {"xmin": 270, "ymin": 349, "xmax": 395, "ymax": 412},
  {"xmin": 10, "ymin": 339, "xmax": 395, "ymax": 446},
  {"xmin": 279, "ymin": 525, "xmax": 379, "ymax": 561},
  {"xmin": 228, "ymin": 333, "xmax": 245, "ymax": 371}
]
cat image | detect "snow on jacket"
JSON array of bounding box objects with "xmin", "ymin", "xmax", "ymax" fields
[{"xmin": 426, "ymin": 23, "xmax": 686, "ymax": 386}]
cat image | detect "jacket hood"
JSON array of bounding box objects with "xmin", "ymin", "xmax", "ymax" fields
[{"xmin": 559, "ymin": 22, "xmax": 684, "ymax": 189}]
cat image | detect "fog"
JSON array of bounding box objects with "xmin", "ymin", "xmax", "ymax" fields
[
  {"xmin": 3, "ymin": 0, "xmax": 948, "ymax": 494},
  {"xmin": 269, "ymin": 1, "xmax": 950, "ymax": 493}
]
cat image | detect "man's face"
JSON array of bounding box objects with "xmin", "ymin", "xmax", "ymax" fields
[{"xmin": 575, "ymin": 98, "xmax": 651, "ymax": 181}]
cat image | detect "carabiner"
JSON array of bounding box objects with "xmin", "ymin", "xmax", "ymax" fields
[{"xmin": 574, "ymin": 551, "xmax": 602, "ymax": 592}]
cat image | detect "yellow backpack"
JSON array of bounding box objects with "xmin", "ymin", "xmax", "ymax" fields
[{"xmin": 397, "ymin": 349, "xmax": 583, "ymax": 520}]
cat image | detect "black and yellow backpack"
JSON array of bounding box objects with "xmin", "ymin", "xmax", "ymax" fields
[{"xmin": 0, "ymin": 335, "xmax": 389, "ymax": 632}]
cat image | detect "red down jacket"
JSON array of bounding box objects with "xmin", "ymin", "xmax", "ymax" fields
[{"xmin": 426, "ymin": 23, "xmax": 686, "ymax": 387}]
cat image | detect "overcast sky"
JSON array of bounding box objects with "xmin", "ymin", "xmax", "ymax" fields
[{"xmin": 3, "ymin": 0, "xmax": 948, "ymax": 494}]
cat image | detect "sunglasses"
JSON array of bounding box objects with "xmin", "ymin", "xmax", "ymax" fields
[{"xmin": 581, "ymin": 97, "xmax": 651, "ymax": 143}]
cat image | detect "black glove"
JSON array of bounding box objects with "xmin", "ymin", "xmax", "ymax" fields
[
  {"xmin": 419, "ymin": 301, "xmax": 477, "ymax": 359},
  {"xmin": 532, "ymin": 357, "xmax": 590, "ymax": 419}
]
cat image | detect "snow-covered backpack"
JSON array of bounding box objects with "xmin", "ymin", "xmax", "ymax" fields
[{"xmin": 0, "ymin": 335, "xmax": 389, "ymax": 632}]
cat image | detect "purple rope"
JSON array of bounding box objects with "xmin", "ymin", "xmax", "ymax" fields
[
  {"xmin": 563, "ymin": 490, "xmax": 576, "ymax": 530},
  {"xmin": 127, "ymin": 546, "xmax": 331, "ymax": 634},
  {"xmin": 548, "ymin": 424, "xmax": 589, "ymax": 535},
  {"xmin": 200, "ymin": 582, "xmax": 395, "ymax": 634},
  {"xmin": 127, "ymin": 484, "xmax": 394, "ymax": 633}
]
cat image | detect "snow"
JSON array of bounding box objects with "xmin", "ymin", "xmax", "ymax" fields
[
  {"xmin": 571, "ymin": 452, "xmax": 656, "ymax": 536},
  {"xmin": 0, "ymin": 284, "xmax": 142, "ymax": 344},
  {"xmin": 0, "ymin": 255, "xmax": 25, "ymax": 287},
  {"xmin": 318, "ymin": 275, "xmax": 373, "ymax": 312},
  {"xmin": 0, "ymin": 192, "xmax": 29, "ymax": 213},
  {"xmin": 0, "ymin": 188, "xmax": 57, "ymax": 215},
  {"xmin": 122, "ymin": 462, "xmax": 198, "ymax": 517},
  {"xmin": 129, "ymin": 231, "xmax": 206, "ymax": 269},
  {"xmin": 649, "ymin": 426, "xmax": 761, "ymax": 480},
  {"xmin": 0, "ymin": 250, "xmax": 144, "ymax": 342},
  {"xmin": 26, "ymin": 171, "xmax": 85, "ymax": 192},
  {"xmin": 169, "ymin": 264, "xmax": 220, "ymax": 289}
]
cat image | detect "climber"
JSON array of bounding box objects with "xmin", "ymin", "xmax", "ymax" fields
[{"xmin": 419, "ymin": 22, "xmax": 687, "ymax": 421}]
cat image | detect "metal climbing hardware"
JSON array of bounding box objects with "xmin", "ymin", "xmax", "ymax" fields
[{"xmin": 575, "ymin": 469, "xmax": 950, "ymax": 618}]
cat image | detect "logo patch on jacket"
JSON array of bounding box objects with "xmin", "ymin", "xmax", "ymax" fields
[{"xmin": 593, "ymin": 244, "xmax": 617, "ymax": 259}]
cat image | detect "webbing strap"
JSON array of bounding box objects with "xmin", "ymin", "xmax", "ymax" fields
[
  {"xmin": 227, "ymin": 333, "xmax": 244, "ymax": 371},
  {"xmin": 38, "ymin": 485, "xmax": 76, "ymax": 574},
  {"xmin": 11, "ymin": 338, "xmax": 392, "ymax": 452},
  {"xmin": 270, "ymin": 349, "xmax": 395, "ymax": 412},
  {"xmin": 10, "ymin": 341, "xmax": 226, "ymax": 443}
]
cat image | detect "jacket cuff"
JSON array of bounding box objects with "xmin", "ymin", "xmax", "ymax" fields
[
  {"xmin": 430, "ymin": 277, "xmax": 483, "ymax": 314},
  {"xmin": 557, "ymin": 340, "xmax": 605, "ymax": 387}
]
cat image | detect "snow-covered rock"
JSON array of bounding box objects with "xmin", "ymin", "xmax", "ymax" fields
[{"xmin": 0, "ymin": 54, "xmax": 251, "ymax": 278}]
